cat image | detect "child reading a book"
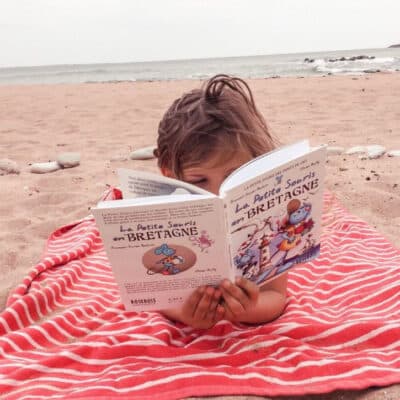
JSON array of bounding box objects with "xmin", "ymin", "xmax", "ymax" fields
[{"xmin": 154, "ymin": 74, "xmax": 288, "ymax": 329}]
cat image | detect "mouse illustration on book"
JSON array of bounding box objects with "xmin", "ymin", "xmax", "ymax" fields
[
  {"xmin": 232, "ymin": 198, "xmax": 315, "ymax": 284},
  {"xmin": 190, "ymin": 230, "xmax": 214, "ymax": 252},
  {"xmin": 261, "ymin": 199, "xmax": 314, "ymax": 277},
  {"xmin": 143, "ymin": 243, "xmax": 197, "ymax": 275},
  {"xmin": 154, "ymin": 244, "xmax": 184, "ymax": 275}
]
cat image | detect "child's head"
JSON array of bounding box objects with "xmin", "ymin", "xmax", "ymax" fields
[{"xmin": 155, "ymin": 74, "xmax": 277, "ymax": 193}]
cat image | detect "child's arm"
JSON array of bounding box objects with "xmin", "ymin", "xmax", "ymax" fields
[
  {"xmin": 160, "ymin": 286, "xmax": 225, "ymax": 329},
  {"xmin": 220, "ymin": 273, "xmax": 287, "ymax": 324}
]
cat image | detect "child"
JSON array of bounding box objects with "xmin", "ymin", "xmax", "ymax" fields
[{"xmin": 154, "ymin": 74, "xmax": 287, "ymax": 329}]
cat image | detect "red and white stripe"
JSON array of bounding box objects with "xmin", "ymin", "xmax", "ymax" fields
[{"xmin": 0, "ymin": 190, "xmax": 399, "ymax": 399}]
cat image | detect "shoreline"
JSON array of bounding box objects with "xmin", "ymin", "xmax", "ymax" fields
[
  {"xmin": 0, "ymin": 69, "xmax": 399, "ymax": 87},
  {"xmin": 1, "ymin": 46, "xmax": 399, "ymax": 85}
]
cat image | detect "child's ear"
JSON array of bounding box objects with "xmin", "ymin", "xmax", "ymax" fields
[{"xmin": 160, "ymin": 167, "xmax": 174, "ymax": 178}]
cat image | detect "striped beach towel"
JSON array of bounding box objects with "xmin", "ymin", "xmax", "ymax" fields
[{"xmin": 1, "ymin": 190, "xmax": 399, "ymax": 399}]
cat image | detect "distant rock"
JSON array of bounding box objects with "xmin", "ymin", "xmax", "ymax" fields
[
  {"xmin": 304, "ymin": 58, "xmax": 315, "ymax": 63},
  {"xmin": 129, "ymin": 146, "xmax": 157, "ymax": 160},
  {"xmin": 30, "ymin": 161, "xmax": 61, "ymax": 174},
  {"xmin": 363, "ymin": 69, "xmax": 381, "ymax": 74},
  {"xmin": 388, "ymin": 44, "xmax": 400, "ymax": 48},
  {"xmin": 57, "ymin": 152, "xmax": 80, "ymax": 168},
  {"xmin": 352, "ymin": 55, "xmax": 375, "ymax": 61},
  {"xmin": 328, "ymin": 55, "xmax": 375, "ymax": 63},
  {"xmin": 0, "ymin": 158, "xmax": 20, "ymax": 175}
]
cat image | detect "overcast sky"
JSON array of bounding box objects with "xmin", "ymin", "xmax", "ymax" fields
[{"xmin": 1, "ymin": 0, "xmax": 399, "ymax": 68}]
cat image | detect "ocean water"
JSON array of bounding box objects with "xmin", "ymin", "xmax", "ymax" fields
[{"xmin": 0, "ymin": 47, "xmax": 399, "ymax": 85}]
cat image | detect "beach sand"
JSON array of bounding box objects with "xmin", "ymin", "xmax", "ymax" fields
[{"xmin": 1, "ymin": 73, "xmax": 399, "ymax": 399}]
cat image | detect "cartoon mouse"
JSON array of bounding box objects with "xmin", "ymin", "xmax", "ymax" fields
[
  {"xmin": 287, "ymin": 199, "xmax": 314, "ymax": 236},
  {"xmin": 154, "ymin": 244, "xmax": 184, "ymax": 275},
  {"xmin": 270, "ymin": 199, "xmax": 314, "ymax": 265}
]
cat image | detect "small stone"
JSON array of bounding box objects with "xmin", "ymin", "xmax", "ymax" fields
[
  {"xmin": 24, "ymin": 185, "xmax": 40, "ymax": 194},
  {"xmin": 129, "ymin": 146, "xmax": 156, "ymax": 160},
  {"xmin": 346, "ymin": 146, "xmax": 366, "ymax": 155},
  {"xmin": 327, "ymin": 146, "xmax": 345, "ymax": 155},
  {"xmin": 57, "ymin": 152, "xmax": 80, "ymax": 168},
  {"xmin": 30, "ymin": 161, "xmax": 61, "ymax": 174},
  {"xmin": 366, "ymin": 145, "xmax": 386, "ymax": 159},
  {"xmin": 387, "ymin": 150, "xmax": 400, "ymax": 157},
  {"xmin": 71, "ymin": 176, "xmax": 84, "ymax": 184},
  {"xmin": 0, "ymin": 158, "xmax": 20, "ymax": 175}
]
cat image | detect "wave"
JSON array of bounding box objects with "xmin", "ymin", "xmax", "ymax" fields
[{"xmin": 307, "ymin": 56, "xmax": 400, "ymax": 75}]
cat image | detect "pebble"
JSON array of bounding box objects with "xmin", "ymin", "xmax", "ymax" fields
[
  {"xmin": 129, "ymin": 146, "xmax": 156, "ymax": 160},
  {"xmin": 327, "ymin": 146, "xmax": 345, "ymax": 155},
  {"xmin": 346, "ymin": 146, "xmax": 366, "ymax": 155},
  {"xmin": 346, "ymin": 145, "xmax": 386, "ymax": 159},
  {"xmin": 387, "ymin": 150, "xmax": 400, "ymax": 157},
  {"xmin": 0, "ymin": 158, "xmax": 20, "ymax": 175},
  {"xmin": 365, "ymin": 145, "xmax": 386, "ymax": 159},
  {"xmin": 30, "ymin": 161, "xmax": 61, "ymax": 174},
  {"xmin": 57, "ymin": 152, "xmax": 80, "ymax": 168}
]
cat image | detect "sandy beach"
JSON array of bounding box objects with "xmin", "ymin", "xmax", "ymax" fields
[{"xmin": 1, "ymin": 73, "xmax": 399, "ymax": 399}]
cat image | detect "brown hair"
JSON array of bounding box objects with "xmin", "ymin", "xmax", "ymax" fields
[{"xmin": 155, "ymin": 74, "xmax": 276, "ymax": 178}]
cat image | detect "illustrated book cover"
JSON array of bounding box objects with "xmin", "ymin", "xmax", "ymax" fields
[{"xmin": 92, "ymin": 140, "xmax": 326, "ymax": 311}]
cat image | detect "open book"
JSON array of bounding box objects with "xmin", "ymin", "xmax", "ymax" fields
[{"xmin": 92, "ymin": 140, "xmax": 326, "ymax": 311}]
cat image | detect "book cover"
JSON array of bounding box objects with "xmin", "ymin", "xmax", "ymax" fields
[
  {"xmin": 92, "ymin": 140, "xmax": 326, "ymax": 311},
  {"xmin": 92, "ymin": 195, "xmax": 230, "ymax": 311},
  {"xmin": 223, "ymin": 146, "xmax": 325, "ymax": 287}
]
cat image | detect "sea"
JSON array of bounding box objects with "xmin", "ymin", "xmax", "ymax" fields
[{"xmin": 0, "ymin": 47, "xmax": 399, "ymax": 85}]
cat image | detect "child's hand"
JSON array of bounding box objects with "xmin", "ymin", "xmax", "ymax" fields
[
  {"xmin": 219, "ymin": 277, "xmax": 259, "ymax": 322},
  {"xmin": 180, "ymin": 286, "xmax": 225, "ymax": 329}
]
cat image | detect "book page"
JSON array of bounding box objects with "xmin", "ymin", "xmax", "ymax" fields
[
  {"xmin": 220, "ymin": 140, "xmax": 310, "ymax": 194},
  {"xmin": 223, "ymin": 145, "xmax": 326, "ymax": 287},
  {"xmin": 118, "ymin": 168, "xmax": 210, "ymax": 199},
  {"xmin": 95, "ymin": 193, "xmax": 215, "ymax": 209},
  {"xmin": 92, "ymin": 196, "xmax": 231, "ymax": 311}
]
